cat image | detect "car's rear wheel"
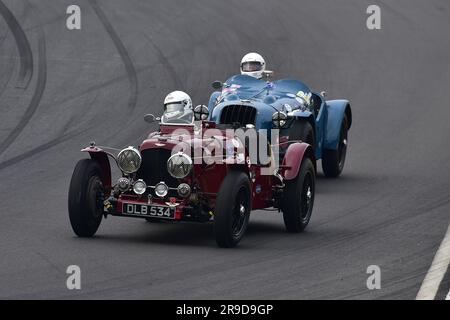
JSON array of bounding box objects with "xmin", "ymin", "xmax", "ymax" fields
[
  {"xmin": 214, "ymin": 171, "xmax": 251, "ymax": 248},
  {"xmin": 282, "ymin": 158, "xmax": 315, "ymax": 232},
  {"xmin": 68, "ymin": 159, "xmax": 104, "ymax": 237},
  {"xmin": 322, "ymin": 115, "xmax": 348, "ymax": 177}
]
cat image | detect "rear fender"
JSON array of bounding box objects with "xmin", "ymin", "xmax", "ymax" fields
[
  {"xmin": 81, "ymin": 146, "xmax": 112, "ymax": 191},
  {"xmin": 281, "ymin": 142, "xmax": 315, "ymax": 181},
  {"xmin": 324, "ymin": 100, "xmax": 351, "ymax": 150}
]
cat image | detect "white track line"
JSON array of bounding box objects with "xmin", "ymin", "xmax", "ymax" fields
[{"xmin": 416, "ymin": 224, "xmax": 450, "ymax": 300}]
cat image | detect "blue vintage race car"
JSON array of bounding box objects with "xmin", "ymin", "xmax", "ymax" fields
[{"xmin": 208, "ymin": 74, "xmax": 352, "ymax": 177}]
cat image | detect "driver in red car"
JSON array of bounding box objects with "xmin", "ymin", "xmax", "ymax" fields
[{"xmin": 162, "ymin": 90, "xmax": 194, "ymax": 124}]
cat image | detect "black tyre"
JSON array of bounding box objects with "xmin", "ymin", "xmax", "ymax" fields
[
  {"xmin": 68, "ymin": 159, "xmax": 104, "ymax": 237},
  {"xmin": 289, "ymin": 119, "xmax": 315, "ymax": 147},
  {"xmin": 282, "ymin": 158, "xmax": 315, "ymax": 232},
  {"xmin": 322, "ymin": 115, "xmax": 348, "ymax": 178},
  {"xmin": 214, "ymin": 171, "xmax": 251, "ymax": 248}
]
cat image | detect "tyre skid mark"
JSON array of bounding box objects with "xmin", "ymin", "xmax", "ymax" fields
[
  {"xmin": 0, "ymin": 0, "xmax": 33, "ymax": 88},
  {"xmin": 90, "ymin": 0, "xmax": 138, "ymax": 110},
  {"xmin": 143, "ymin": 33, "xmax": 183, "ymax": 90},
  {"xmin": 0, "ymin": 90, "xmax": 101, "ymax": 171},
  {"xmin": 0, "ymin": 128, "xmax": 83, "ymax": 171},
  {"xmin": 0, "ymin": 54, "xmax": 15, "ymax": 99},
  {"xmin": 0, "ymin": 28, "xmax": 46, "ymax": 156}
]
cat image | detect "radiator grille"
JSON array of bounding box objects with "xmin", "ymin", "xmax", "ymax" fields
[
  {"xmin": 136, "ymin": 149, "xmax": 179, "ymax": 188},
  {"xmin": 219, "ymin": 105, "xmax": 257, "ymax": 126}
]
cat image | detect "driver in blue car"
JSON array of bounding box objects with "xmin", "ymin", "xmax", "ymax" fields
[
  {"xmin": 240, "ymin": 52, "xmax": 312, "ymax": 106},
  {"xmin": 240, "ymin": 52, "xmax": 266, "ymax": 79}
]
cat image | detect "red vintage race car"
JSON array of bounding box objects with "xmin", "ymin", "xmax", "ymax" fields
[{"xmin": 68, "ymin": 105, "xmax": 316, "ymax": 247}]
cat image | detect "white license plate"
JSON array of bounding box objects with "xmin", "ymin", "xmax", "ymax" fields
[{"xmin": 122, "ymin": 203, "xmax": 175, "ymax": 219}]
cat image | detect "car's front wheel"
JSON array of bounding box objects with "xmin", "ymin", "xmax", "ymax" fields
[
  {"xmin": 214, "ymin": 171, "xmax": 251, "ymax": 248},
  {"xmin": 282, "ymin": 158, "xmax": 315, "ymax": 232},
  {"xmin": 68, "ymin": 159, "xmax": 104, "ymax": 237}
]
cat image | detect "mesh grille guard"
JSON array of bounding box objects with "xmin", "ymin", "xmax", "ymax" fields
[
  {"xmin": 219, "ymin": 105, "xmax": 257, "ymax": 126},
  {"xmin": 136, "ymin": 149, "xmax": 179, "ymax": 188}
]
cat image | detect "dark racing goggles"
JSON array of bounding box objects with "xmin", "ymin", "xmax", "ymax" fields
[{"xmin": 241, "ymin": 61, "xmax": 263, "ymax": 72}]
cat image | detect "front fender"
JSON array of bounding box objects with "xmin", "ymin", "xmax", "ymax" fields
[
  {"xmin": 289, "ymin": 109, "xmax": 315, "ymax": 132},
  {"xmin": 281, "ymin": 142, "xmax": 314, "ymax": 181},
  {"xmin": 290, "ymin": 109, "xmax": 314, "ymax": 120},
  {"xmin": 289, "ymin": 110, "xmax": 313, "ymax": 118},
  {"xmin": 208, "ymin": 92, "xmax": 221, "ymax": 119},
  {"xmin": 81, "ymin": 146, "xmax": 112, "ymax": 191},
  {"xmin": 324, "ymin": 99, "xmax": 351, "ymax": 150}
]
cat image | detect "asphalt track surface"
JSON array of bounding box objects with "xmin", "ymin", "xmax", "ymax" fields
[{"xmin": 0, "ymin": 0, "xmax": 449, "ymax": 299}]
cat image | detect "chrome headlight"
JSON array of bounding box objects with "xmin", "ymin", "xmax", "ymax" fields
[
  {"xmin": 117, "ymin": 147, "xmax": 142, "ymax": 174},
  {"xmin": 167, "ymin": 153, "xmax": 193, "ymax": 179},
  {"xmin": 193, "ymin": 104, "xmax": 210, "ymax": 121},
  {"xmin": 272, "ymin": 111, "xmax": 288, "ymax": 128},
  {"xmin": 117, "ymin": 177, "xmax": 130, "ymax": 192},
  {"xmin": 133, "ymin": 179, "xmax": 147, "ymax": 195},
  {"xmin": 177, "ymin": 183, "xmax": 191, "ymax": 198},
  {"xmin": 155, "ymin": 182, "xmax": 169, "ymax": 198}
]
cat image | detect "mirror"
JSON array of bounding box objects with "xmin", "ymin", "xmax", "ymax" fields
[
  {"xmin": 212, "ymin": 81, "xmax": 223, "ymax": 90},
  {"xmin": 144, "ymin": 114, "xmax": 160, "ymax": 123},
  {"xmin": 262, "ymin": 70, "xmax": 274, "ymax": 80},
  {"xmin": 193, "ymin": 105, "xmax": 210, "ymax": 121},
  {"xmin": 320, "ymin": 91, "xmax": 327, "ymax": 97}
]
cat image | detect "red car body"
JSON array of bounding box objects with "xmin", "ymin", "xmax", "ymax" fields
[
  {"xmin": 70, "ymin": 117, "xmax": 316, "ymax": 247},
  {"xmin": 82, "ymin": 121, "xmax": 312, "ymax": 220}
]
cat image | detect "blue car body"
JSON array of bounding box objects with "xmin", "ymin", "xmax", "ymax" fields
[{"xmin": 208, "ymin": 75, "xmax": 352, "ymax": 161}]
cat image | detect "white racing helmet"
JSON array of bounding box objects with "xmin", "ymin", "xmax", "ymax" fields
[
  {"xmin": 240, "ymin": 52, "xmax": 266, "ymax": 79},
  {"xmin": 162, "ymin": 91, "xmax": 193, "ymax": 123}
]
